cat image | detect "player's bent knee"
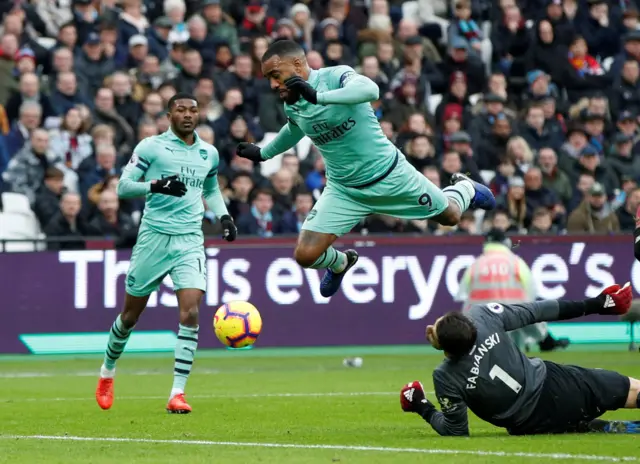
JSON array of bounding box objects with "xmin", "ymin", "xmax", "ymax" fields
[
  {"xmin": 294, "ymin": 244, "xmax": 322, "ymax": 268},
  {"xmin": 437, "ymin": 203, "xmax": 462, "ymax": 226},
  {"xmin": 179, "ymin": 306, "xmax": 199, "ymax": 326}
]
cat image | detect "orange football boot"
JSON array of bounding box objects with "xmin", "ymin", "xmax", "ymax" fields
[
  {"xmin": 166, "ymin": 393, "xmax": 192, "ymax": 414},
  {"xmin": 96, "ymin": 377, "xmax": 114, "ymax": 410}
]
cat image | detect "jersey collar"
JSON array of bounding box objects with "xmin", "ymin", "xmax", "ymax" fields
[
  {"xmin": 308, "ymin": 69, "xmax": 319, "ymax": 87},
  {"xmin": 165, "ymin": 128, "xmax": 200, "ymax": 146}
]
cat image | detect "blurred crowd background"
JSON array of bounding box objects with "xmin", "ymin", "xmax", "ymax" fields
[{"xmin": 1, "ymin": 0, "xmax": 640, "ymax": 251}]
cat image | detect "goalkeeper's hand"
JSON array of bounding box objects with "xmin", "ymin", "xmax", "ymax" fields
[
  {"xmin": 400, "ymin": 381, "xmax": 433, "ymax": 413},
  {"xmin": 236, "ymin": 143, "xmax": 263, "ymax": 162},
  {"xmin": 150, "ymin": 175, "xmax": 187, "ymax": 197},
  {"xmin": 220, "ymin": 215, "xmax": 237, "ymax": 242},
  {"xmin": 596, "ymin": 282, "xmax": 632, "ymax": 315}
]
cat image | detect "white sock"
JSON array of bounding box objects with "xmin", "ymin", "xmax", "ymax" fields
[
  {"xmin": 170, "ymin": 388, "xmax": 184, "ymax": 399},
  {"xmin": 443, "ymin": 179, "xmax": 475, "ymax": 212},
  {"xmin": 100, "ymin": 364, "xmax": 115, "ymax": 379},
  {"xmin": 330, "ymin": 252, "xmax": 348, "ymax": 273}
]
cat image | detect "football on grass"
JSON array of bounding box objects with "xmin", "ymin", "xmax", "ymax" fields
[{"xmin": 213, "ymin": 301, "xmax": 262, "ymax": 348}]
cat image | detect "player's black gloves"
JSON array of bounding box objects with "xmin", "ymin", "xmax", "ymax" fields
[
  {"xmin": 236, "ymin": 143, "xmax": 263, "ymax": 162},
  {"xmin": 285, "ymin": 76, "xmax": 318, "ymax": 104},
  {"xmin": 220, "ymin": 215, "xmax": 237, "ymax": 242},
  {"xmin": 150, "ymin": 175, "xmax": 187, "ymax": 197}
]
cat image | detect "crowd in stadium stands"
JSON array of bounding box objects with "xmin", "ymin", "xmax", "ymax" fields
[{"xmin": 1, "ymin": 0, "xmax": 640, "ymax": 249}]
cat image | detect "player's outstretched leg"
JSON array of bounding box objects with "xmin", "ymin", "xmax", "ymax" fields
[
  {"xmin": 294, "ymin": 231, "xmax": 359, "ymax": 298},
  {"xmin": 450, "ymin": 173, "xmax": 496, "ymax": 211},
  {"xmin": 166, "ymin": 288, "xmax": 203, "ymax": 414},
  {"xmin": 96, "ymin": 293, "xmax": 149, "ymax": 410}
]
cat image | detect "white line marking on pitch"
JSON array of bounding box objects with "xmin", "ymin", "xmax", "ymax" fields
[
  {"xmin": 1, "ymin": 391, "xmax": 410, "ymax": 403},
  {"xmin": 1, "ymin": 435, "xmax": 637, "ymax": 462}
]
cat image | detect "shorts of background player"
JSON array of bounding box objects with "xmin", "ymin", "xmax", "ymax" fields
[
  {"xmin": 125, "ymin": 227, "xmax": 206, "ymax": 297},
  {"xmin": 507, "ymin": 360, "xmax": 630, "ymax": 435},
  {"xmin": 302, "ymin": 153, "xmax": 448, "ymax": 236}
]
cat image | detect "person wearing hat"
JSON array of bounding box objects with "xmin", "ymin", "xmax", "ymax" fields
[
  {"xmin": 477, "ymin": 113, "xmax": 512, "ymax": 171},
  {"xmin": 582, "ymin": 110, "xmax": 608, "ymax": 154},
  {"xmin": 560, "ymin": 122, "xmax": 589, "ymax": 161},
  {"xmin": 441, "ymin": 33, "xmax": 486, "ymax": 95},
  {"xmin": 612, "ymin": 59, "xmax": 640, "ymax": 119},
  {"xmin": 617, "ymin": 185, "xmax": 640, "ymax": 231},
  {"xmin": 574, "ymin": 144, "xmax": 620, "ymax": 195},
  {"xmin": 607, "ymin": 132, "xmax": 640, "ymax": 183},
  {"xmin": 201, "ymin": 0, "xmax": 240, "ymax": 55},
  {"xmin": 455, "ymin": 228, "xmax": 570, "ymax": 352},
  {"xmin": 616, "ymin": 109, "xmax": 639, "ymax": 139},
  {"xmin": 468, "ymin": 92, "xmax": 508, "ymax": 143},
  {"xmin": 567, "ymin": 181, "xmax": 620, "ymax": 233},
  {"xmin": 75, "ymin": 31, "xmax": 116, "ymax": 99}
]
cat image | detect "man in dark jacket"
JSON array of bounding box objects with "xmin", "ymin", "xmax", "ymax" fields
[
  {"xmin": 89, "ymin": 189, "xmax": 136, "ymax": 242},
  {"xmin": 608, "ymin": 133, "xmax": 640, "ymax": 184},
  {"xmin": 439, "ymin": 37, "xmax": 486, "ymax": 95},
  {"xmin": 44, "ymin": 191, "xmax": 96, "ymax": 250},
  {"xmin": 34, "ymin": 166, "xmax": 66, "ymax": 228},
  {"xmin": 75, "ymin": 32, "xmax": 116, "ymax": 99}
]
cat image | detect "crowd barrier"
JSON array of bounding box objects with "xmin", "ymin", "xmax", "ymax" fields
[{"xmin": 1, "ymin": 234, "xmax": 638, "ymax": 354}]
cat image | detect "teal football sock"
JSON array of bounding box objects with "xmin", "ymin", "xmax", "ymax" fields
[
  {"xmin": 102, "ymin": 315, "xmax": 133, "ymax": 371},
  {"xmin": 309, "ymin": 246, "xmax": 347, "ymax": 272},
  {"xmin": 171, "ymin": 324, "xmax": 199, "ymax": 397}
]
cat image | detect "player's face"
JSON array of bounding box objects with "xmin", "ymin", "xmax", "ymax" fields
[
  {"xmin": 262, "ymin": 55, "xmax": 303, "ymax": 104},
  {"xmin": 169, "ymin": 98, "xmax": 199, "ymax": 135}
]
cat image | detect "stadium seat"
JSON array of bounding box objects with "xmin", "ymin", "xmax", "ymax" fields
[
  {"xmin": 480, "ymin": 170, "xmax": 495, "ymax": 184},
  {"xmin": 401, "ymin": 1, "xmax": 419, "ymax": 20},
  {"xmin": 36, "ymin": 37, "xmax": 57, "ymax": 50},
  {"xmin": 0, "ymin": 212, "xmax": 45, "ymax": 252},
  {"xmin": 1, "ymin": 192, "xmax": 32, "ymax": 214},
  {"xmin": 469, "ymin": 93, "xmax": 482, "ymax": 106},
  {"xmin": 602, "ymin": 57, "xmax": 614, "ymax": 72},
  {"xmin": 428, "ymin": 94, "xmax": 443, "ymax": 115}
]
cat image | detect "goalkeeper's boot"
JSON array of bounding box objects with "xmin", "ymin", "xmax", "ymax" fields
[
  {"xmin": 320, "ymin": 249, "xmax": 359, "ymax": 298},
  {"xmin": 95, "ymin": 377, "xmax": 114, "ymax": 410},
  {"xmin": 400, "ymin": 381, "xmax": 427, "ymax": 412},
  {"xmin": 451, "ymin": 172, "xmax": 496, "ymax": 210},
  {"xmin": 166, "ymin": 393, "xmax": 192, "ymax": 414},
  {"xmin": 585, "ymin": 419, "xmax": 640, "ymax": 434}
]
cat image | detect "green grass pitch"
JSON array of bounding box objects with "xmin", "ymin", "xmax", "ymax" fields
[{"xmin": 1, "ymin": 346, "xmax": 639, "ymax": 463}]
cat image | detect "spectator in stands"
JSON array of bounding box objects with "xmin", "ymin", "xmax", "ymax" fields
[
  {"xmin": 305, "ymin": 155, "xmax": 326, "ymax": 196},
  {"xmin": 227, "ymin": 171, "xmax": 253, "ymax": 219},
  {"xmin": 523, "ymin": 167, "xmax": 561, "ymax": 227},
  {"xmin": 5, "ymin": 100, "xmax": 42, "ymax": 158},
  {"xmin": 110, "ymin": 71, "xmax": 141, "ymax": 130},
  {"xmin": 34, "ymin": 166, "xmax": 66, "ymax": 228},
  {"xmin": 608, "ymin": 132, "xmax": 640, "ymax": 183},
  {"xmin": 440, "ymin": 36, "xmax": 486, "ymax": 95},
  {"xmin": 202, "ymin": 0, "xmax": 240, "ymax": 55},
  {"xmin": 275, "ymin": 189, "xmax": 313, "ymax": 234},
  {"xmin": 49, "ymin": 106, "xmax": 93, "ymax": 170},
  {"xmin": 469, "ymin": 93, "xmax": 508, "ymax": 149},
  {"xmin": 543, "ymin": 0, "xmax": 575, "ymax": 47},
  {"xmin": 497, "ymin": 176, "xmax": 527, "ymax": 231},
  {"xmin": 567, "ymin": 181, "xmax": 620, "ymax": 233},
  {"xmin": 618, "ymin": 187, "xmax": 640, "ymax": 231},
  {"xmin": 520, "ymin": 103, "xmax": 563, "ymax": 152},
  {"xmin": 449, "ymin": 0, "xmax": 483, "ymax": 59},
  {"xmin": 0, "ymin": 33, "xmax": 19, "ymax": 105},
  {"xmin": 49, "ymin": 47, "xmax": 75, "ymax": 94},
  {"xmin": 5, "ymin": 72, "xmax": 55, "ymax": 123},
  {"xmin": 505, "ymin": 136, "xmax": 533, "ymax": 174},
  {"xmin": 195, "ymin": 124, "xmax": 215, "ymax": 146},
  {"xmin": 51, "ymin": 71, "xmax": 91, "ymax": 116},
  {"xmin": 77, "ymin": 143, "xmax": 120, "ymax": 199},
  {"xmin": 3, "ymin": 128, "xmax": 65, "ymax": 206},
  {"xmin": 435, "ymin": 71, "xmax": 472, "ymax": 127},
  {"xmin": 43, "ymin": 191, "xmax": 94, "ymax": 250},
  {"xmin": 477, "ymin": 113, "xmax": 512, "ymax": 170},
  {"xmin": 491, "ymin": 5, "xmax": 530, "ymax": 81},
  {"xmin": 575, "ymin": 145, "xmax": 619, "ymax": 195},
  {"xmin": 490, "ymin": 207, "xmax": 521, "ymax": 234},
  {"xmin": 237, "ymin": 188, "xmax": 278, "ymax": 237},
  {"xmin": 75, "ymin": 32, "xmax": 116, "ymax": 99},
  {"xmin": 579, "ymin": 0, "xmax": 620, "ymax": 59},
  {"xmin": 270, "ymin": 168, "xmax": 296, "ymax": 216},
  {"xmin": 611, "ymin": 58, "xmax": 640, "ymax": 119},
  {"xmin": 88, "ymin": 189, "xmax": 136, "ymax": 242},
  {"xmin": 528, "ymin": 206, "xmax": 558, "ymax": 235},
  {"xmin": 538, "ymin": 147, "xmax": 573, "ymax": 207},
  {"xmin": 93, "ymin": 87, "xmax": 135, "ymax": 154}
]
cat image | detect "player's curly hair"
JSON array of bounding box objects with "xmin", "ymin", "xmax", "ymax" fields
[{"xmin": 436, "ymin": 312, "xmax": 478, "ymax": 358}]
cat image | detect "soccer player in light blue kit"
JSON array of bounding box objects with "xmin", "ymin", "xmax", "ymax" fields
[
  {"xmin": 237, "ymin": 40, "xmax": 496, "ymax": 297},
  {"xmin": 95, "ymin": 93, "xmax": 237, "ymax": 414}
]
